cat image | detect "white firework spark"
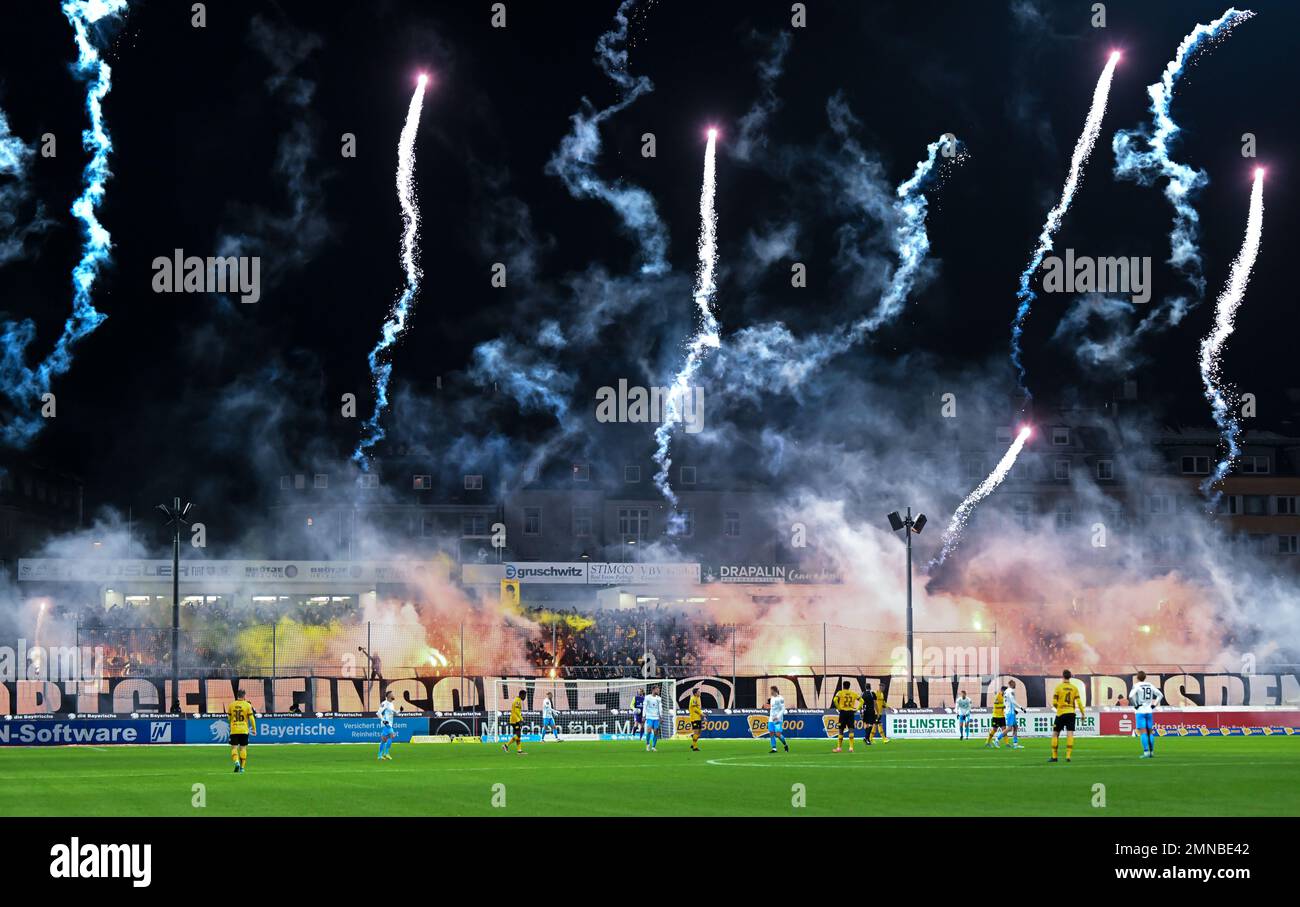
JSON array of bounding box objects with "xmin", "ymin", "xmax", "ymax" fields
[
  {"xmin": 1199, "ymin": 168, "xmax": 1265, "ymax": 504},
  {"xmin": 654, "ymin": 129, "xmax": 719, "ymax": 524},
  {"xmin": 355, "ymin": 74, "xmax": 429, "ymax": 466},
  {"xmin": 1113, "ymin": 8, "xmax": 1254, "ymax": 321},
  {"xmin": 934, "ymin": 426, "xmax": 1033, "ymax": 565},
  {"xmin": 947, "ymin": 53, "xmax": 1119, "ymax": 561},
  {"xmin": 1011, "ymin": 51, "xmax": 1121, "ymax": 395}
]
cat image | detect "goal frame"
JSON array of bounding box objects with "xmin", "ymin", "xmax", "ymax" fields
[{"xmin": 484, "ymin": 677, "xmax": 678, "ymax": 741}]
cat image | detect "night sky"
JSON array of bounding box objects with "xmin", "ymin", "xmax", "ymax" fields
[{"xmin": 0, "ymin": 0, "xmax": 1295, "ymax": 537}]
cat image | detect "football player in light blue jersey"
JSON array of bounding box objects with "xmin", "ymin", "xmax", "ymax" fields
[
  {"xmin": 540, "ymin": 693, "xmax": 562, "ymax": 742},
  {"xmin": 1129, "ymin": 670, "xmax": 1164, "ymax": 758},
  {"xmin": 643, "ymin": 687, "xmax": 662, "ymax": 751},
  {"xmin": 377, "ymin": 691, "xmax": 398, "ymax": 761},
  {"xmin": 766, "ymin": 686, "xmax": 790, "ymax": 753},
  {"xmin": 994, "ymin": 680, "xmax": 1025, "ymax": 749},
  {"xmin": 954, "ymin": 690, "xmax": 973, "ymax": 740}
]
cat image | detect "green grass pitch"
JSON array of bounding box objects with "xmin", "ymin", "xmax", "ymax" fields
[{"xmin": 2, "ymin": 736, "xmax": 1297, "ymax": 816}]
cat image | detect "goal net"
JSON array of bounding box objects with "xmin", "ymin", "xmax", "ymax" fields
[{"xmin": 483, "ymin": 677, "xmax": 678, "ymax": 742}]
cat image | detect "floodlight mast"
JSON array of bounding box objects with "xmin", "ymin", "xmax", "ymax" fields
[
  {"xmin": 158, "ymin": 497, "xmax": 191, "ymax": 712},
  {"xmin": 886, "ymin": 506, "xmax": 926, "ymax": 709}
]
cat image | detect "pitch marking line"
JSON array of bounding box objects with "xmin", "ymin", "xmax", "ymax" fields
[{"xmin": 704, "ymin": 754, "xmax": 1281, "ymax": 769}]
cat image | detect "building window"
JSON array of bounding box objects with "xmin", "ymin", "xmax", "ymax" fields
[
  {"xmin": 624, "ymin": 465, "xmax": 641, "ymax": 483},
  {"xmin": 313, "ymin": 474, "xmax": 328, "ymax": 489},
  {"xmin": 523, "ymin": 507, "xmax": 542, "ymax": 536},
  {"xmin": 1238, "ymin": 456, "xmax": 1271, "ymax": 474},
  {"xmin": 1144, "ymin": 536, "xmax": 1174, "ymax": 562},
  {"xmin": 1052, "ymin": 427, "xmax": 1069, "ymax": 445},
  {"xmin": 1147, "ymin": 495, "xmax": 1170, "ymax": 515},
  {"xmin": 462, "ymin": 514, "xmax": 488, "ymax": 537},
  {"xmin": 965, "ymin": 458, "xmax": 984, "ymax": 480},
  {"xmin": 1106, "ymin": 501, "xmax": 1126, "ymax": 527},
  {"xmin": 279, "ymin": 475, "xmax": 291, "ymax": 490},
  {"xmin": 1244, "ymin": 495, "xmax": 1268, "ymax": 516},
  {"xmin": 1244, "ymin": 534, "xmax": 1270, "ymax": 555},
  {"xmin": 294, "ymin": 474, "xmax": 306, "ymax": 490},
  {"xmin": 680, "ymin": 466, "xmax": 697, "ymax": 485},
  {"xmin": 572, "ymin": 463, "xmax": 590, "ymax": 482},
  {"xmin": 1277, "ymin": 496, "xmax": 1298, "ymax": 515},
  {"xmin": 1055, "ymin": 500, "xmax": 1073, "ymax": 530},
  {"xmin": 1012, "ymin": 459, "xmax": 1032, "ymax": 481},
  {"xmin": 464, "ymin": 474, "xmax": 483, "ymax": 490},
  {"xmin": 1217, "ymin": 495, "xmax": 1240, "ymax": 516},
  {"xmin": 996, "ymin": 427, "xmax": 1012, "ymax": 443},
  {"xmin": 1181, "ymin": 456, "xmax": 1210, "ymax": 475},
  {"xmin": 1013, "ymin": 498, "xmax": 1032, "ymax": 530},
  {"xmin": 1279, "ymin": 535, "xmax": 1300, "ymax": 555},
  {"xmin": 1096, "ymin": 459, "xmax": 1114, "ymax": 481},
  {"xmin": 724, "ymin": 510, "xmax": 741, "ymax": 538},
  {"xmin": 1054, "ymin": 459, "xmax": 1070, "ymax": 481},
  {"xmin": 357, "ymin": 473, "xmax": 378, "ymax": 489},
  {"xmin": 413, "ymin": 474, "xmax": 432, "ymax": 490},
  {"xmin": 421, "ymin": 515, "xmax": 437, "ymax": 538},
  {"xmin": 572, "ymin": 507, "xmax": 592, "ymax": 537},
  {"xmin": 679, "ymin": 509, "xmax": 695, "ymax": 537},
  {"xmin": 618, "ymin": 508, "xmax": 650, "ymax": 538}
]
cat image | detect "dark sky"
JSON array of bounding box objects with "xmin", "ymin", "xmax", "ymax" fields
[{"xmin": 0, "ymin": 0, "xmax": 1296, "ymax": 531}]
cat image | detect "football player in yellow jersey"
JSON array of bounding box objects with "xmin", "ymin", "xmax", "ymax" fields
[
  {"xmin": 227, "ymin": 689, "xmax": 256, "ymax": 773},
  {"xmin": 501, "ymin": 688, "xmax": 527, "ymax": 755},
  {"xmin": 872, "ymin": 687, "xmax": 889, "ymax": 742},
  {"xmin": 688, "ymin": 685, "xmax": 704, "ymax": 751},
  {"xmin": 1049, "ymin": 670, "xmax": 1086, "ymax": 762},
  {"xmin": 831, "ymin": 681, "xmax": 860, "ymax": 753},
  {"xmin": 985, "ymin": 687, "xmax": 1006, "ymax": 747}
]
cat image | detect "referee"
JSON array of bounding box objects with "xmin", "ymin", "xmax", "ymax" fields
[{"xmin": 861, "ymin": 682, "xmax": 877, "ymax": 745}]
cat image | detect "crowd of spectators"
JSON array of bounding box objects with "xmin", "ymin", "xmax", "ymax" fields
[
  {"xmin": 522, "ymin": 605, "xmax": 732, "ymax": 677},
  {"xmin": 53, "ymin": 596, "xmax": 1220, "ymax": 681},
  {"xmin": 66, "ymin": 595, "xmax": 363, "ymax": 677},
  {"xmin": 61, "ymin": 597, "xmax": 735, "ymax": 679},
  {"xmin": 1018, "ymin": 623, "xmax": 1071, "ymax": 674}
]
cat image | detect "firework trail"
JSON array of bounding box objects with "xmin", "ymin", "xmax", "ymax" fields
[
  {"xmin": 720, "ymin": 133, "xmax": 959, "ymax": 399},
  {"xmin": 653, "ymin": 129, "xmax": 719, "ymax": 524},
  {"xmin": 1010, "ymin": 51, "xmax": 1120, "ymax": 397},
  {"xmin": 547, "ymin": 0, "xmax": 668, "ymax": 275},
  {"xmin": 1199, "ymin": 168, "xmax": 1265, "ymax": 505},
  {"xmin": 1113, "ymin": 8, "xmax": 1254, "ymax": 329},
  {"xmin": 1, "ymin": 0, "xmax": 127, "ymax": 448},
  {"xmin": 850, "ymin": 134, "xmax": 957, "ymax": 339},
  {"xmin": 933, "ymin": 426, "xmax": 1033, "ymax": 566},
  {"xmin": 353, "ymin": 74, "xmax": 429, "ymax": 467}
]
